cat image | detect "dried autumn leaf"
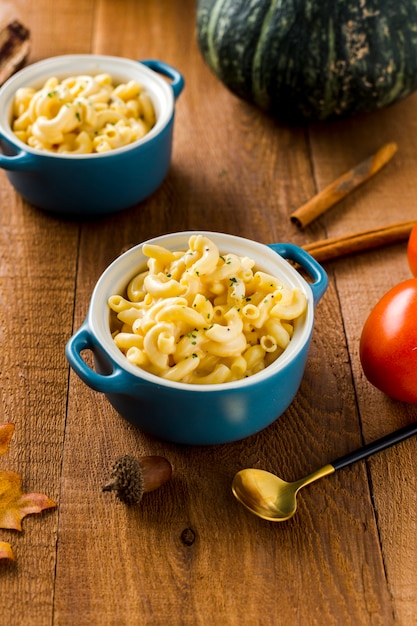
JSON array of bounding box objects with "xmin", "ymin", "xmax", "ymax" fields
[
  {"xmin": 0, "ymin": 541, "xmax": 15, "ymax": 560},
  {"xmin": 0, "ymin": 470, "xmax": 56, "ymax": 531},
  {"xmin": 0, "ymin": 423, "xmax": 14, "ymax": 456}
]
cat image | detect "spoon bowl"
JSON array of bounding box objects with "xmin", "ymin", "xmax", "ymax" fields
[
  {"xmin": 232, "ymin": 469, "xmax": 298, "ymax": 521},
  {"xmin": 232, "ymin": 466, "xmax": 334, "ymax": 521},
  {"xmin": 232, "ymin": 422, "xmax": 417, "ymax": 521}
]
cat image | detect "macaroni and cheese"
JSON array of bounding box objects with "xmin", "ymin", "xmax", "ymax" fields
[
  {"xmin": 12, "ymin": 73, "xmax": 156, "ymax": 153},
  {"xmin": 108, "ymin": 235, "xmax": 307, "ymax": 384}
]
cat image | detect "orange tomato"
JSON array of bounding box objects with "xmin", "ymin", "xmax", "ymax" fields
[{"xmin": 359, "ymin": 278, "xmax": 417, "ymax": 403}]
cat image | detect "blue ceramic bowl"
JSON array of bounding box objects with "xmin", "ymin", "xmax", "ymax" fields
[
  {"xmin": 65, "ymin": 231, "xmax": 328, "ymax": 444},
  {"xmin": 0, "ymin": 55, "xmax": 184, "ymax": 216}
]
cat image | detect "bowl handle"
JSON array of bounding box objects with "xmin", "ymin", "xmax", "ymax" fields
[
  {"xmin": 139, "ymin": 59, "xmax": 185, "ymax": 99},
  {"xmin": 268, "ymin": 243, "xmax": 328, "ymax": 306},
  {"xmin": 65, "ymin": 322, "xmax": 129, "ymax": 393},
  {"xmin": 0, "ymin": 135, "xmax": 34, "ymax": 171}
]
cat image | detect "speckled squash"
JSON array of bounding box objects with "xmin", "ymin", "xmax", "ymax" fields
[{"xmin": 196, "ymin": 0, "xmax": 417, "ymax": 122}]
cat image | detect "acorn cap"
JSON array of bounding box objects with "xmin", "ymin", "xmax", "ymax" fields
[
  {"xmin": 103, "ymin": 455, "xmax": 144, "ymax": 504},
  {"xmin": 102, "ymin": 454, "xmax": 172, "ymax": 505}
]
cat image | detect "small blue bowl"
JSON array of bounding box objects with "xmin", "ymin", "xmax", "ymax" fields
[
  {"xmin": 65, "ymin": 231, "xmax": 328, "ymax": 445},
  {"xmin": 0, "ymin": 55, "xmax": 184, "ymax": 216}
]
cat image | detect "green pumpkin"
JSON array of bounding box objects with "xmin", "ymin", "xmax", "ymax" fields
[{"xmin": 196, "ymin": 0, "xmax": 417, "ymax": 122}]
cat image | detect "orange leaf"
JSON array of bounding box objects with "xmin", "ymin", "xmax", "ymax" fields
[
  {"xmin": 0, "ymin": 541, "xmax": 15, "ymax": 560},
  {"xmin": 0, "ymin": 470, "xmax": 56, "ymax": 531},
  {"xmin": 0, "ymin": 424, "xmax": 14, "ymax": 456}
]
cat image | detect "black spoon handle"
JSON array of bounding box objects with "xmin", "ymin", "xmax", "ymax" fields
[{"xmin": 331, "ymin": 422, "xmax": 417, "ymax": 471}]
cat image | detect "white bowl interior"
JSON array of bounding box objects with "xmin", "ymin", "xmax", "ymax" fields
[
  {"xmin": 0, "ymin": 54, "xmax": 174, "ymax": 157},
  {"xmin": 89, "ymin": 231, "xmax": 315, "ymax": 391}
]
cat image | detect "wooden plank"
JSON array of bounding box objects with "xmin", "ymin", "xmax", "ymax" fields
[
  {"xmin": 0, "ymin": 183, "xmax": 79, "ymax": 623},
  {"xmin": 0, "ymin": 1, "xmax": 90, "ymax": 623},
  {"xmin": 13, "ymin": 0, "xmax": 96, "ymax": 60},
  {"xmin": 307, "ymin": 95, "xmax": 417, "ymax": 625}
]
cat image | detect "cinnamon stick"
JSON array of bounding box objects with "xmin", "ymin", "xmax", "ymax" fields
[
  {"xmin": 290, "ymin": 142, "xmax": 398, "ymax": 228},
  {"xmin": 303, "ymin": 220, "xmax": 415, "ymax": 263}
]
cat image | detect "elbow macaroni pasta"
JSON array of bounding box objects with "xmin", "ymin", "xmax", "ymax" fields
[
  {"xmin": 108, "ymin": 235, "xmax": 307, "ymax": 384},
  {"xmin": 12, "ymin": 73, "xmax": 156, "ymax": 154}
]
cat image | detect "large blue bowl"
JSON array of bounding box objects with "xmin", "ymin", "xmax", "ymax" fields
[
  {"xmin": 0, "ymin": 55, "xmax": 184, "ymax": 216},
  {"xmin": 65, "ymin": 231, "xmax": 328, "ymax": 444}
]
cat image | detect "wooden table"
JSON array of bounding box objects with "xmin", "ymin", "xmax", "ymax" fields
[{"xmin": 1, "ymin": 2, "xmax": 416, "ymax": 624}]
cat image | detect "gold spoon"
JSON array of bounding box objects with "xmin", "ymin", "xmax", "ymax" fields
[{"xmin": 232, "ymin": 422, "xmax": 417, "ymax": 522}]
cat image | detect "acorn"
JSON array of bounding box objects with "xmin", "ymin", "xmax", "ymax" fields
[{"xmin": 102, "ymin": 455, "xmax": 172, "ymax": 505}]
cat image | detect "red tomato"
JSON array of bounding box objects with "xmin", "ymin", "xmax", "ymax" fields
[
  {"xmin": 407, "ymin": 222, "xmax": 417, "ymax": 277},
  {"xmin": 359, "ymin": 278, "xmax": 417, "ymax": 403}
]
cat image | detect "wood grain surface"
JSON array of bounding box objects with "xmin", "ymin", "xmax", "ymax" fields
[{"xmin": 1, "ymin": 1, "xmax": 416, "ymax": 625}]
